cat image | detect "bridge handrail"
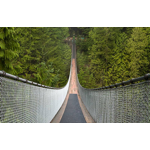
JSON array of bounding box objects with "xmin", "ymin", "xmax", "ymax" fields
[
  {"xmin": 0, "ymin": 70, "xmax": 66, "ymax": 89},
  {"xmin": 82, "ymin": 73, "xmax": 150, "ymax": 90},
  {"xmin": 74, "ymin": 38, "xmax": 150, "ymax": 123},
  {"xmin": 0, "ymin": 47, "xmax": 72, "ymax": 123}
]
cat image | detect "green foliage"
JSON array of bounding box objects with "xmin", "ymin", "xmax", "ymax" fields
[
  {"xmin": 126, "ymin": 27, "xmax": 148, "ymax": 78},
  {"xmin": 77, "ymin": 41, "xmax": 97, "ymax": 88},
  {"xmin": 107, "ymin": 32, "xmax": 129, "ymax": 84},
  {"xmin": 1, "ymin": 27, "xmax": 150, "ymax": 89},
  {"xmin": 77, "ymin": 27, "xmax": 150, "ymax": 88},
  {"xmin": 0, "ymin": 27, "xmax": 71, "ymax": 87},
  {"xmin": 0, "ymin": 27, "xmax": 20, "ymax": 74}
]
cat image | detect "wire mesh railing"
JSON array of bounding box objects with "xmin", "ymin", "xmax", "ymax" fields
[
  {"xmin": 0, "ymin": 72, "xmax": 71, "ymax": 123},
  {"xmin": 0, "ymin": 27, "xmax": 74, "ymax": 123},
  {"xmin": 74, "ymin": 39, "xmax": 150, "ymax": 123},
  {"xmin": 0, "ymin": 52, "xmax": 72, "ymax": 123},
  {"xmin": 1, "ymin": 38, "xmax": 150, "ymax": 123}
]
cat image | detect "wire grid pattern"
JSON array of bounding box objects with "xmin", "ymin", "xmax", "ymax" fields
[
  {"xmin": 77, "ymin": 79, "xmax": 150, "ymax": 123},
  {"xmin": 0, "ymin": 76, "xmax": 70, "ymax": 123},
  {"xmin": 0, "ymin": 40, "xmax": 73, "ymax": 123},
  {"xmin": 72, "ymin": 38, "xmax": 150, "ymax": 123}
]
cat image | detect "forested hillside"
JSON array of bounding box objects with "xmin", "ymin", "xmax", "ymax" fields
[
  {"xmin": 1, "ymin": 27, "xmax": 150, "ymax": 89},
  {"xmin": 0, "ymin": 27, "xmax": 71, "ymax": 87},
  {"xmin": 76, "ymin": 27, "xmax": 150, "ymax": 88}
]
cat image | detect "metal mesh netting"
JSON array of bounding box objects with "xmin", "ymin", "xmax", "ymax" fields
[
  {"xmin": 0, "ymin": 75, "xmax": 70, "ymax": 123},
  {"xmin": 77, "ymin": 78, "xmax": 150, "ymax": 123},
  {"xmin": 72, "ymin": 38, "xmax": 150, "ymax": 123},
  {"xmin": 1, "ymin": 38, "xmax": 150, "ymax": 123},
  {"xmin": 0, "ymin": 38, "xmax": 74, "ymax": 123},
  {"xmin": 78, "ymin": 81, "xmax": 150, "ymax": 123}
]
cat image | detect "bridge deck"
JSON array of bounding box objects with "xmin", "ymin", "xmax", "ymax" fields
[
  {"xmin": 60, "ymin": 94, "xmax": 86, "ymax": 123},
  {"xmin": 51, "ymin": 42, "xmax": 95, "ymax": 123}
]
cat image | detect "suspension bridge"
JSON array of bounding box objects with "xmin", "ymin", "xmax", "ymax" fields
[{"xmin": 0, "ymin": 39, "xmax": 150, "ymax": 123}]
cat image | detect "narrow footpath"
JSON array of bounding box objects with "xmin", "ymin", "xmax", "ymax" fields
[
  {"xmin": 60, "ymin": 43, "xmax": 86, "ymax": 123},
  {"xmin": 51, "ymin": 41, "xmax": 95, "ymax": 123},
  {"xmin": 60, "ymin": 94, "xmax": 86, "ymax": 123}
]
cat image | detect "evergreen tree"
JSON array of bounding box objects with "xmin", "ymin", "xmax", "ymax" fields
[
  {"xmin": 107, "ymin": 32, "xmax": 129, "ymax": 84},
  {"xmin": 0, "ymin": 27, "xmax": 20, "ymax": 74},
  {"xmin": 126, "ymin": 27, "xmax": 148, "ymax": 78},
  {"xmin": 142, "ymin": 27, "xmax": 150, "ymax": 75},
  {"xmin": 88, "ymin": 27, "xmax": 117, "ymax": 86},
  {"xmin": 14, "ymin": 27, "xmax": 71, "ymax": 87},
  {"xmin": 77, "ymin": 27, "xmax": 150, "ymax": 88}
]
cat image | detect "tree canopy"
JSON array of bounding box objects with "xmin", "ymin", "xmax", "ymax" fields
[
  {"xmin": 76, "ymin": 27, "xmax": 150, "ymax": 88},
  {"xmin": 1, "ymin": 27, "xmax": 150, "ymax": 89},
  {"xmin": 0, "ymin": 27, "xmax": 71, "ymax": 87}
]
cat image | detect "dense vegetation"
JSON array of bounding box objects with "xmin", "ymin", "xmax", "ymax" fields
[
  {"xmin": 76, "ymin": 27, "xmax": 150, "ymax": 88},
  {"xmin": 0, "ymin": 27, "xmax": 71, "ymax": 87},
  {"xmin": 1, "ymin": 27, "xmax": 150, "ymax": 89}
]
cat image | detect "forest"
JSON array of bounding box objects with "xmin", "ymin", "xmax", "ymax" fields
[
  {"xmin": 0, "ymin": 27, "xmax": 150, "ymax": 88},
  {"xmin": 0, "ymin": 27, "xmax": 71, "ymax": 87},
  {"xmin": 76, "ymin": 27, "xmax": 150, "ymax": 88}
]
